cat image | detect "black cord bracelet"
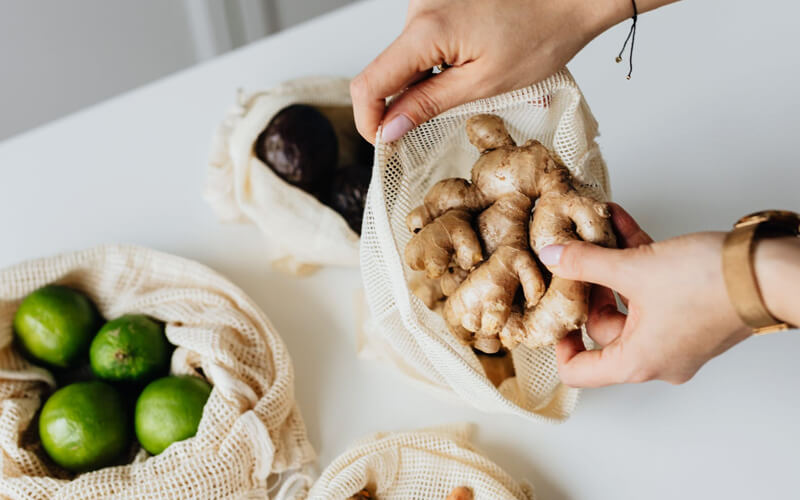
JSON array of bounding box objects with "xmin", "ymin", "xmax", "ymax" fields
[{"xmin": 615, "ymin": 0, "xmax": 638, "ymax": 79}]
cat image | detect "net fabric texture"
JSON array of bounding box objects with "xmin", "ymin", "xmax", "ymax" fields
[
  {"xmin": 360, "ymin": 69, "xmax": 610, "ymax": 423},
  {"xmin": 0, "ymin": 245, "xmax": 315, "ymax": 499},
  {"xmin": 303, "ymin": 424, "xmax": 534, "ymax": 500},
  {"xmin": 205, "ymin": 76, "xmax": 360, "ymax": 275}
]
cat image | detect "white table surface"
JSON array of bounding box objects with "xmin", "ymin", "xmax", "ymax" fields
[{"xmin": 1, "ymin": 1, "xmax": 799, "ymax": 498}]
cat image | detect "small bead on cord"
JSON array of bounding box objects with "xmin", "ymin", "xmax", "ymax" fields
[{"xmin": 615, "ymin": 0, "xmax": 638, "ymax": 80}]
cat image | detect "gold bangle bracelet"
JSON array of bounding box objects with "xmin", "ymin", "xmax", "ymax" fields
[{"xmin": 721, "ymin": 210, "xmax": 799, "ymax": 335}]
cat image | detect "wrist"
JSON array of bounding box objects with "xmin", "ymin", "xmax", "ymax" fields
[
  {"xmin": 754, "ymin": 236, "xmax": 800, "ymax": 327},
  {"xmin": 584, "ymin": 0, "xmax": 636, "ymax": 38},
  {"xmin": 583, "ymin": 0, "xmax": 679, "ymax": 39}
]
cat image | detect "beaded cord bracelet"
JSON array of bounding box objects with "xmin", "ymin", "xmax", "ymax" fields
[{"xmin": 616, "ymin": 0, "xmax": 639, "ymax": 79}]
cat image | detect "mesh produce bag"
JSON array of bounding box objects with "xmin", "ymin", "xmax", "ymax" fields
[
  {"xmin": 295, "ymin": 424, "xmax": 533, "ymax": 500},
  {"xmin": 360, "ymin": 69, "xmax": 610, "ymax": 422},
  {"xmin": 0, "ymin": 245, "xmax": 315, "ymax": 499},
  {"xmin": 205, "ymin": 77, "xmax": 363, "ymax": 275}
]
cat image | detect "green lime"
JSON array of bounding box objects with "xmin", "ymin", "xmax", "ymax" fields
[
  {"xmin": 13, "ymin": 285, "xmax": 100, "ymax": 368},
  {"xmin": 38, "ymin": 381, "xmax": 130, "ymax": 472},
  {"xmin": 135, "ymin": 375, "xmax": 212, "ymax": 455},
  {"xmin": 89, "ymin": 314, "xmax": 169, "ymax": 383}
]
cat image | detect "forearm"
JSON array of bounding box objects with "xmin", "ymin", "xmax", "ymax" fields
[
  {"xmin": 587, "ymin": 0, "xmax": 681, "ymax": 38},
  {"xmin": 623, "ymin": 0, "xmax": 681, "ymax": 15},
  {"xmin": 755, "ymin": 236, "xmax": 800, "ymax": 327}
]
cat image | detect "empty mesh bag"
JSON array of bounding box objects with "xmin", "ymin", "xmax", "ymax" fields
[
  {"xmin": 359, "ymin": 70, "xmax": 611, "ymax": 422},
  {"xmin": 0, "ymin": 245, "xmax": 315, "ymax": 499}
]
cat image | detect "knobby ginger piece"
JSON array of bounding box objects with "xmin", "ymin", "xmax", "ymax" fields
[
  {"xmin": 349, "ymin": 488, "xmax": 374, "ymax": 500},
  {"xmin": 410, "ymin": 273, "xmax": 445, "ymax": 309},
  {"xmin": 405, "ymin": 114, "xmax": 615, "ymax": 352},
  {"xmin": 476, "ymin": 350, "xmax": 516, "ymax": 387},
  {"xmin": 446, "ymin": 486, "xmax": 474, "ymax": 500}
]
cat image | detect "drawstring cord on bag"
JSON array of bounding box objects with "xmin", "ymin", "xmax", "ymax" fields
[{"xmin": 615, "ymin": 0, "xmax": 638, "ymax": 79}]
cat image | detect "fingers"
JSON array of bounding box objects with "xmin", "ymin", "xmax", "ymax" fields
[
  {"xmin": 539, "ymin": 241, "xmax": 630, "ymax": 293},
  {"xmin": 351, "ymin": 26, "xmax": 444, "ymax": 143},
  {"xmin": 589, "ymin": 284, "xmax": 616, "ymax": 311},
  {"xmin": 586, "ymin": 286, "xmax": 627, "ymax": 347},
  {"xmin": 608, "ymin": 203, "xmax": 654, "ymax": 249},
  {"xmin": 380, "ymin": 65, "xmax": 484, "ymax": 142},
  {"xmin": 555, "ymin": 334, "xmax": 629, "ymax": 388}
]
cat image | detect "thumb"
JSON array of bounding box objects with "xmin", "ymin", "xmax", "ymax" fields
[
  {"xmin": 539, "ymin": 241, "xmax": 630, "ymax": 292},
  {"xmin": 380, "ymin": 66, "xmax": 481, "ymax": 143}
]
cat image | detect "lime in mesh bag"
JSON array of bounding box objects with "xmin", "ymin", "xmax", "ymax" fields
[
  {"xmin": 0, "ymin": 245, "xmax": 315, "ymax": 499},
  {"xmin": 359, "ymin": 70, "xmax": 611, "ymax": 422}
]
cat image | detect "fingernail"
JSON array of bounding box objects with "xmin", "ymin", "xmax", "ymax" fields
[
  {"xmin": 381, "ymin": 115, "xmax": 414, "ymax": 143},
  {"xmin": 539, "ymin": 245, "xmax": 565, "ymax": 266}
]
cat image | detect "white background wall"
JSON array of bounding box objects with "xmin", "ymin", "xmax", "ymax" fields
[{"xmin": 0, "ymin": 0, "xmax": 356, "ymax": 141}]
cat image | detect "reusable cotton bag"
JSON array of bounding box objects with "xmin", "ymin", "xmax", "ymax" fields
[
  {"xmin": 0, "ymin": 245, "xmax": 315, "ymax": 499},
  {"xmin": 205, "ymin": 77, "xmax": 363, "ymax": 275},
  {"xmin": 277, "ymin": 424, "xmax": 534, "ymax": 500},
  {"xmin": 359, "ymin": 69, "xmax": 611, "ymax": 422}
]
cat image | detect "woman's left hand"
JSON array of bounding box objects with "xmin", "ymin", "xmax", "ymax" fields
[{"xmin": 539, "ymin": 204, "xmax": 753, "ymax": 387}]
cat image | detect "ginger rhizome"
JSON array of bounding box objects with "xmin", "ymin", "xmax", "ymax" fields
[
  {"xmin": 446, "ymin": 486, "xmax": 474, "ymax": 500},
  {"xmin": 405, "ymin": 114, "xmax": 615, "ymax": 353},
  {"xmin": 348, "ymin": 488, "xmax": 374, "ymax": 500}
]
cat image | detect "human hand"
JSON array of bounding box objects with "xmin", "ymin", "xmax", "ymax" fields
[
  {"xmin": 539, "ymin": 204, "xmax": 752, "ymax": 387},
  {"xmin": 350, "ymin": 0, "xmax": 631, "ymax": 143}
]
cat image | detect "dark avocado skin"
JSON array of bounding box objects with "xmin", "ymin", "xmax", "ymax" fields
[
  {"xmin": 355, "ymin": 139, "xmax": 375, "ymax": 166},
  {"xmin": 254, "ymin": 103, "xmax": 373, "ymax": 233},
  {"xmin": 254, "ymin": 104, "xmax": 338, "ymax": 193},
  {"xmin": 326, "ymin": 164, "xmax": 372, "ymax": 235},
  {"xmin": 315, "ymin": 105, "xmax": 375, "ymax": 167}
]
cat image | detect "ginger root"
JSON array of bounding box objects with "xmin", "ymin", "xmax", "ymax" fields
[
  {"xmin": 349, "ymin": 488, "xmax": 374, "ymax": 500},
  {"xmin": 405, "ymin": 209, "xmax": 483, "ymax": 279},
  {"xmin": 446, "ymin": 486, "xmax": 474, "ymax": 500},
  {"xmin": 405, "ymin": 114, "xmax": 615, "ymax": 352},
  {"xmin": 409, "ymin": 272, "xmax": 445, "ymax": 309},
  {"xmin": 476, "ymin": 350, "xmax": 516, "ymax": 387}
]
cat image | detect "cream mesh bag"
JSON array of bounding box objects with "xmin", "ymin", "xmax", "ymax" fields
[
  {"xmin": 360, "ymin": 69, "xmax": 610, "ymax": 422},
  {"xmin": 205, "ymin": 77, "xmax": 362, "ymax": 275},
  {"xmin": 291, "ymin": 424, "xmax": 534, "ymax": 500},
  {"xmin": 0, "ymin": 245, "xmax": 315, "ymax": 499}
]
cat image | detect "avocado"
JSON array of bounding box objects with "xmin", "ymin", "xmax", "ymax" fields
[
  {"xmin": 326, "ymin": 164, "xmax": 372, "ymax": 234},
  {"xmin": 254, "ymin": 104, "xmax": 338, "ymax": 193},
  {"xmin": 315, "ymin": 105, "xmax": 375, "ymax": 167}
]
